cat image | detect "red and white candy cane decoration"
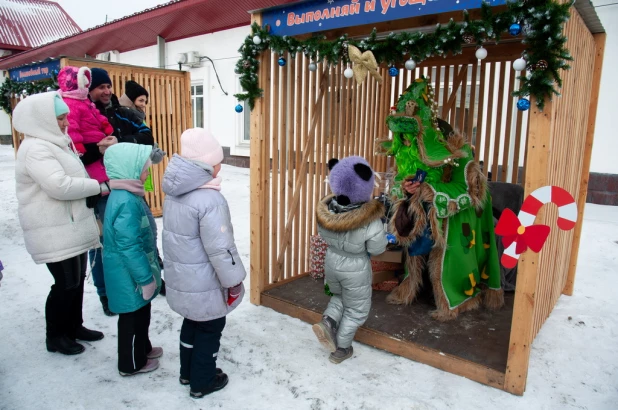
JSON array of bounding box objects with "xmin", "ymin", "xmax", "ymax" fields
[{"xmin": 496, "ymin": 186, "xmax": 577, "ymax": 269}]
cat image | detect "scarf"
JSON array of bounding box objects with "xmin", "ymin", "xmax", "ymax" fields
[
  {"xmin": 119, "ymin": 94, "xmax": 146, "ymax": 122},
  {"xmin": 109, "ymin": 180, "xmax": 145, "ymax": 197},
  {"xmin": 59, "ymin": 88, "xmax": 89, "ymax": 100},
  {"xmin": 328, "ymin": 197, "xmax": 364, "ymax": 214},
  {"xmin": 199, "ymin": 177, "xmax": 222, "ymax": 191}
]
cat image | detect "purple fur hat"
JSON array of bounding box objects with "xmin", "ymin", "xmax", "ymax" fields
[{"xmin": 328, "ymin": 156, "xmax": 375, "ymax": 205}]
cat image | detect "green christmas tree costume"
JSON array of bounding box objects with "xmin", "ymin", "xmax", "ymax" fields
[{"xmin": 379, "ymin": 77, "xmax": 503, "ymax": 321}]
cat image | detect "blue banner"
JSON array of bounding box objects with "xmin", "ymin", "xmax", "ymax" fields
[
  {"xmin": 9, "ymin": 60, "xmax": 60, "ymax": 82},
  {"xmin": 262, "ymin": 0, "xmax": 506, "ymax": 37}
]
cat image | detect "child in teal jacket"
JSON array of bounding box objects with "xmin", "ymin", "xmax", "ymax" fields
[{"xmin": 103, "ymin": 143, "xmax": 162, "ymax": 376}]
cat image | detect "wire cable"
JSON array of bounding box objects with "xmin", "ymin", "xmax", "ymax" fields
[{"xmin": 199, "ymin": 55, "xmax": 228, "ymax": 96}]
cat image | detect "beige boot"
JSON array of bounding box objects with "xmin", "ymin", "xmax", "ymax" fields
[{"xmin": 312, "ymin": 316, "xmax": 338, "ymax": 352}]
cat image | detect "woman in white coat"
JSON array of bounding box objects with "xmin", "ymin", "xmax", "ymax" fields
[{"xmin": 13, "ymin": 91, "xmax": 105, "ymax": 355}]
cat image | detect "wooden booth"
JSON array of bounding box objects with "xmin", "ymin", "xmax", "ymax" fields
[
  {"xmin": 247, "ymin": 0, "xmax": 605, "ymax": 396},
  {"xmin": 7, "ymin": 58, "xmax": 192, "ymax": 217}
]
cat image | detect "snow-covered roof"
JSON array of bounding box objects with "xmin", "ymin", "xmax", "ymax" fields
[{"xmin": 0, "ymin": 0, "xmax": 81, "ymax": 51}]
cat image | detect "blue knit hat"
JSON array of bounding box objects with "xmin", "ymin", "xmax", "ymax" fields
[
  {"xmin": 53, "ymin": 95, "xmax": 69, "ymax": 117},
  {"xmin": 89, "ymin": 68, "xmax": 112, "ymax": 91}
]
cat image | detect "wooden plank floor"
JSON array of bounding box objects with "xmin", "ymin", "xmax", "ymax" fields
[{"xmin": 264, "ymin": 276, "xmax": 514, "ymax": 373}]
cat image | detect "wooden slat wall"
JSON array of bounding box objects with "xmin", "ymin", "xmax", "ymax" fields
[
  {"xmin": 11, "ymin": 58, "xmax": 192, "ymax": 217},
  {"xmin": 259, "ymin": 47, "xmax": 532, "ymax": 286},
  {"xmin": 528, "ymin": 10, "xmax": 596, "ymax": 340},
  {"xmin": 504, "ymin": 7, "xmax": 598, "ymax": 395}
]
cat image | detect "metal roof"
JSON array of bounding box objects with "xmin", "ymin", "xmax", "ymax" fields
[
  {"xmin": 0, "ymin": 0, "xmax": 81, "ymax": 50},
  {"xmin": 0, "ymin": 0, "xmax": 297, "ymax": 70},
  {"xmin": 574, "ymin": 0, "xmax": 605, "ymax": 34}
]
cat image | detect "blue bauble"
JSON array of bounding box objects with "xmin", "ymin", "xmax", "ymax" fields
[
  {"xmin": 509, "ymin": 23, "xmax": 522, "ymax": 36},
  {"xmin": 389, "ymin": 66, "xmax": 399, "ymax": 77},
  {"xmin": 517, "ymin": 98, "xmax": 530, "ymax": 111},
  {"xmin": 278, "ymin": 57, "xmax": 286, "ymax": 67},
  {"xmin": 235, "ymin": 104, "xmax": 244, "ymax": 113}
]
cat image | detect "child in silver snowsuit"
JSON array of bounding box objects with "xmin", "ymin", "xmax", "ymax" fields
[{"xmin": 313, "ymin": 156, "xmax": 387, "ymax": 363}]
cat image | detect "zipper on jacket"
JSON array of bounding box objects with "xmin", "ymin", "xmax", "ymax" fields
[
  {"xmin": 67, "ymin": 201, "xmax": 74, "ymax": 223},
  {"xmin": 227, "ymin": 250, "xmax": 236, "ymax": 265}
]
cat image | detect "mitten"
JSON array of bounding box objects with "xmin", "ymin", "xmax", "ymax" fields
[
  {"xmin": 150, "ymin": 145, "xmax": 166, "ymax": 164},
  {"xmin": 227, "ymin": 283, "xmax": 242, "ymax": 306},
  {"xmin": 102, "ymin": 120, "xmax": 114, "ymax": 136},
  {"xmin": 86, "ymin": 193, "xmax": 101, "ymax": 209},
  {"xmin": 74, "ymin": 142, "xmax": 87, "ymax": 154},
  {"xmin": 141, "ymin": 278, "xmax": 157, "ymax": 300}
]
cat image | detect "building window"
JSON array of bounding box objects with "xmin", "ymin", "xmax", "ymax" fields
[{"xmin": 191, "ymin": 84, "xmax": 204, "ymax": 128}]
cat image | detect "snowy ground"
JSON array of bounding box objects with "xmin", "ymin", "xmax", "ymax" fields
[{"xmin": 0, "ymin": 144, "xmax": 616, "ymax": 410}]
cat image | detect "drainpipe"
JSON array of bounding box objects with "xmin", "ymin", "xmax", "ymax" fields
[{"xmin": 157, "ymin": 36, "xmax": 166, "ymax": 69}]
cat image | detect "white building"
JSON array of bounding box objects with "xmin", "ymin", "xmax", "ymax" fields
[
  {"xmin": 590, "ymin": 0, "xmax": 617, "ymax": 175},
  {"xmin": 116, "ymin": 26, "xmax": 252, "ymax": 159}
]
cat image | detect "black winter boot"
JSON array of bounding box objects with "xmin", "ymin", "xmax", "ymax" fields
[
  {"xmin": 74, "ymin": 326, "xmax": 104, "ymax": 342},
  {"xmin": 100, "ymin": 296, "xmax": 116, "ymax": 316},
  {"xmin": 46, "ymin": 335, "xmax": 85, "ymax": 355},
  {"xmin": 190, "ymin": 373, "xmax": 229, "ymax": 398}
]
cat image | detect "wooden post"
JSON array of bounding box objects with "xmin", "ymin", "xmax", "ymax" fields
[
  {"xmin": 563, "ymin": 33, "xmax": 606, "ymax": 296},
  {"xmin": 504, "ymin": 98, "xmax": 552, "ymax": 396},
  {"xmin": 249, "ymin": 13, "xmax": 267, "ymax": 305}
]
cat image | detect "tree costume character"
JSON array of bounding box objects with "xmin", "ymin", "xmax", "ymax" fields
[{"xmin": 378, "ymin": 77, "xmax": 503, "ymax": 321}]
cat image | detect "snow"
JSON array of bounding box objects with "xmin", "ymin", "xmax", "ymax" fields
[{"xmin": 0, "ymin": 144, "xmax": 617, "ymax": 409}]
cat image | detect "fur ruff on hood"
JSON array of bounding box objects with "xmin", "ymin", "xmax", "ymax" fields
[{"xmin": 317, "ymin": 195, "xmax": 384, "ymax": 233}]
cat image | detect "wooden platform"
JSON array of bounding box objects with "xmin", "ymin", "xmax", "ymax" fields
[{"xmin": 262, "ymin": 276, "xmax": 514, "ymax": 390}]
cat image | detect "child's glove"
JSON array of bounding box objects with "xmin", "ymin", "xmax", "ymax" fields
[
  {"xmin": 74, "ymin": 142, "xmax": 86, "ymax": 155},
  {"xmin": 386, "ymin": 233, "xmax": 397, "ymax": 244},
  {"xmin": 141, "ymin": 277, "xmax": 157, "ymax": 300},
  {"xmin": 150, "ymin": 144, "xmax": 166, "ymax": 165},
  {"xmin": 102, "ymin": 120, "xmax": 114, "ymax": 136},
  {"xmin": 227, "ymin": 283, "xmax": 242, "ymax": 306},
  {"xmin": 86, "ymin": 193, "xmax": 101, "ymax": 209}
]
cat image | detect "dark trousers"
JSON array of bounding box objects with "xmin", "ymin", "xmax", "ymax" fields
[
  {"xmin": 89, "ymin": 195, "xmax": 108, "ymax": 297},
  {"xmin": 117, "ymin": 303, "xmax": 152, "ymax": 373},
  {"xmin": 180, "ymin": 316, "xmax": 226, "ymax": 391},
  {"xmin": 45, "ymin": 253, "xmax": 87, "ymax": 339}
]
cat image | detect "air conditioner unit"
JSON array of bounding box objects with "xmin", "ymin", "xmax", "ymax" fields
[
  {"xmin": 97, "ymin": 51, "xmax": 111, "ymax": 61},
  {"xmin": 186, "ymin": 51, "xmax": 201, "ymax": 67}
]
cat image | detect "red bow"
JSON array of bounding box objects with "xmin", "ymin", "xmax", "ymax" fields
[{"xmin": 495, "ymin": 209, "xmax": 550, "ymax": 255}]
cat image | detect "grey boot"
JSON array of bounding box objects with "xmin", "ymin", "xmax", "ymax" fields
[
  {"xmin": 312, "ymin": 316, "xmax": 338, "ymax": 352},
  {"xmin": 329, "ymin": 346, "xmax": 353, "ymax": 364}
]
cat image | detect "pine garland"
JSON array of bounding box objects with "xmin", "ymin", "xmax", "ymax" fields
[
  {"xmin": 0, "ymin": 74, "xmax": 58, "ymax": 115},
  {"xmin": 235, "ymin": 0, "xmax": 573, "ymax": 111}
]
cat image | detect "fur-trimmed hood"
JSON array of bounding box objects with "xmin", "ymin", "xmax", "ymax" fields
[{"xmin": 316, "ymin": 195, "xmax": 384, "ymax": 233}]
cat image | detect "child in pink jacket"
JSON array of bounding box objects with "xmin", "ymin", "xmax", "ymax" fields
[{"xmin": 58, "ymin": 66, "xmax": 114, "ymax": 187}]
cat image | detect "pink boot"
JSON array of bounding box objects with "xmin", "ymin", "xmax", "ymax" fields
[
  {"xmin": 147, "ymin": 347, "xmax": 163, "ymax": 359},
  {"xmin": 119, "ymin": 359, "xmax": 159, "ymax": 376}
]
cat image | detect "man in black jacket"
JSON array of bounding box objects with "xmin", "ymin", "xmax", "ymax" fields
[{"xmin": 85, "ymin": 69, "xmax": 165, "ymax": 316}]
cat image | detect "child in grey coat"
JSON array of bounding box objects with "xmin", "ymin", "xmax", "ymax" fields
[
  {"xmin": 162, "ymin": 128, "xmax": 246, "ymax": 398},
  {"xmin": 313, "ymin": 156, "xmax": 387, "ymax": 363}
]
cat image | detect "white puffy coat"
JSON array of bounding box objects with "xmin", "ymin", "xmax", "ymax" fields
[{"xmin": 13, "ymin": 91, "xmax": 101, "ymax": 264}]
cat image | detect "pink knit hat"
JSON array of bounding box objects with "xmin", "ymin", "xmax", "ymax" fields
[{"xmin": 180, "ymin": 128, "xmax": 224, "ymax": 167}]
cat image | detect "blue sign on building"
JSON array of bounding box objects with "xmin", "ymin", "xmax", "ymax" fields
[
  {"xmin": 9, "ymin": 60, "xmax": 61, "ymax": 82},
  {"xmin": 262, "ymin": 0, "xmax": 506, "ymax": 37}
]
